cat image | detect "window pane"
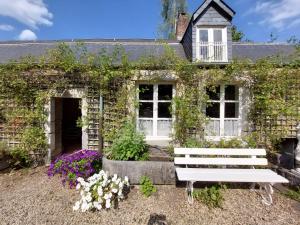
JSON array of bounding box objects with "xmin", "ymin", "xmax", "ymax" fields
[
  {"xmin": 213, "ymin": 29, "xmax": 223, "ymax": 42},
  {"xmin": 200, "ymin": 45, "xmax": 209, "ymax": 60},
  {"xmin": 158, "ymin": 102, "xmax": 172, "ymax": 118},
  {"xmin": 214, "ymin": 45, "xmax": 223, "ymax": 61},
  {"xmin": 206, "ymin": 86, "xmax": 220, "ymax": 100},
  {"xmin": 225, "ymin": 103, "xmax": 239, "ymax": 118},
  {"xmin": 138, "ymin": 119, "xmax": 153, "ymax": 136},
  {"xmin": 157, "ymin": 120, "xmax": 172, "ymax": 136},
  {"xmin": 139, "ymin": 85, "xmax": 153, "ymax": 100},
  {"xmin": 205, "ymin": 120, "xmax": 220, "ymax": 136},
  {"xmin": 225, "ymin": 85, "xmax": 238, "ymax": 100},
  {"xmin": 139, "ymin": 102, "xmax": 153, "ymax": 118},
  {"xmin": 199, "ymin": 30, "xmax": 208, "ymax": 42},
  {"xmin": 158, "ymin": 85, "xmax": 172, "ymax": 100},
  {"xmin": 206, "ymin": 103, "xmax": 220, "ymax": 118},
  {"xmin": 224, "ymin": 120, "xmax": 238, "ymax": 136}
]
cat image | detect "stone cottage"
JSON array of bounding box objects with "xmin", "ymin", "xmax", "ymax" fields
[{"xmin": 0, "ymin": 0, "xmax": 298, "ymax": 165}]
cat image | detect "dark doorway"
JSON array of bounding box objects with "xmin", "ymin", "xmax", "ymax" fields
[{"xmin": 61, "ymin": 98, "xmax": 82, "ymax": 153}]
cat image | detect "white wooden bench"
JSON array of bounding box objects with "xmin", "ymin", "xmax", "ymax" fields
[{"xmin": 174, "ymin": 148, "xmax": 289, "ymax": 205}]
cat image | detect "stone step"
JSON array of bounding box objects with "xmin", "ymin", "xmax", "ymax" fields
[{"xmin": 149, "ymin": 145, "xmax": 173, "ymax": 162}]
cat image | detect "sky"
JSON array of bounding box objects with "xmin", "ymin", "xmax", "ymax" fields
[{"xmin": 0, "ymin": 0, "xmax": 299, "ymax": 42}]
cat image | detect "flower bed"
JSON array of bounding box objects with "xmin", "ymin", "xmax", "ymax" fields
[
  {"xmin": 47, "ymin": 149, "xmax": 102, "ymax": 188},
  {"xmin": 73, "ymin": 170, "xmax": 129, "ymax": 211}
]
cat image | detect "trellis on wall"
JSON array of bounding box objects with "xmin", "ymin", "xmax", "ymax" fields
[
  {"xmin": 0, "ymin": 42, "xmax": 299, "ymax": 166},
  {"xmin": 251, "ymin": 67, "xmax": 300, "ymax": 146},
  {"xmin": 86, "ymin": 90, "xmax": 101, "ymax": 150}
]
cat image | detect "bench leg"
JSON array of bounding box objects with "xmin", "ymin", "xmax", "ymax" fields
[
  {"xmin": 186, "ymin": 181, "xmax": 194, "ymax": 204},
  {"xmin": 258, "ymin": 183, "xmax": 274, "ymax": 206},
  {"xmin": 250, "ymin": 183, "xmax": 256, "ymax": 191}
]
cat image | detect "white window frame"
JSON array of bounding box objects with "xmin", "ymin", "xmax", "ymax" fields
[
  {"xmin": 205, "ymin": 85, "xmax": 242, "ymax": 141},
  {"xmin": 196, "ymin": 26, "xmax": 228, "ymax": 62},
  {"xmin": 136, "ymin": 83, "xmax": 175, "ymax": 140}
]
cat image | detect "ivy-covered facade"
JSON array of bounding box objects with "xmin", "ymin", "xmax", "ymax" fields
[{"xmin": 0, "ymin": 0, "xmax": 299, "ymax": 165}]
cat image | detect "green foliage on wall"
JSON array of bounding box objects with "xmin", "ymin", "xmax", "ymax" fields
[{"xmin": 0, "ymin": 41, "xmax": 299, "ymax": 165}]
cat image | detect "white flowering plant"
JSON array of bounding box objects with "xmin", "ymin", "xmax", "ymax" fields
[{"xmin": 73, "ymin": 170, "xmax": 129, "ymax": 212}]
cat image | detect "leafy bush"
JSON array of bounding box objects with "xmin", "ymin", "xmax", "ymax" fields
[
  {"xmin": 73, "ymin": 171, "xmax": 129, "ymax": 211},
  {"xmin": 242, "ymin": 133, "xmax": 259, "ymax": 148},
  {"xmin": 140, "ymin": 176, "xmax": 157, "ymax": 197},
  {"xmin": 183, "ymin": 138, "xmax": 211, "ymax": 148},
  {"xmin": 166, "ymin": 145, "xmax": 174, "ymax": 156},
  {"xmin": 10, "ymin": 147, "xmax": 31, "ymax": 167},
  {"xmin": 108, "ymin": 122, "xmax": 149, "ymax": 161},
  {"xmin": 183, "ymin": 135, "xmax": 258, "ymax": 149},
  {"xmin": 47, "ymin": 149, "xmax": 102, "ymax": 188},
  {"xmin": 212, "ymin": 138, "xmax": 245, "ymax": 148},
  {"xmin": 9, "ymin": 126, "xmax": 48, "ymax": 167},
  {"xmin": 284, "ymin": 186, "xmax": 300, "ymax": 202},
  {"xmin": 20, "ymin": 126, "xmax": 47, "ymax": 154},
  {"xmin": 192, "ymin": 185, "xmax": 225, "ymax": 208}
]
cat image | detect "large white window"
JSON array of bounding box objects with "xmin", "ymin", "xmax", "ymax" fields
[
  {"xmin": 205, "ymin": 85, "xmax": 241, "ymax": 138},
  {"xmin": 137, "ymin": 84, "xmax": 174, "ymax": 139},
  {"xmin": 196, "ymin": 27, "xmax": 227, "ymax": 62}
]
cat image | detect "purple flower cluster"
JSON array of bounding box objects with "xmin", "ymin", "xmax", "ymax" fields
[{"xmin": 47, "ymin": 149, "xmax": 102, "ymax": 188}]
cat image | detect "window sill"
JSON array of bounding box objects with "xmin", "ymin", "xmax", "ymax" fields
[
  {"xmin": 145, "ymin": 137, "xmax": 172, "ymax": 141},
  {"xmin": 145, "ymin": 138, "xmax": 172, "ymax": 147},
  {"xmin": 193, "ymin": 60, "xmax": 230, "ymax": 65}
]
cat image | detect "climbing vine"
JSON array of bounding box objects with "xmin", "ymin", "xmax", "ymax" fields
[{"xmin": 0, "ymin": 42, "xmax": 299, "ymax": 165}]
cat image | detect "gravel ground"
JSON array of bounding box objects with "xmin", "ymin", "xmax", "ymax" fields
[{"xmin": 0, "ymin": 167, "xmax": 299, "ymax": 225}]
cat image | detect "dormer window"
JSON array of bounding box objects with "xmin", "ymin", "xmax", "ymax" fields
[{"xmin": 196, "ymin": 27, "xmax": 228, "ymax": 62}]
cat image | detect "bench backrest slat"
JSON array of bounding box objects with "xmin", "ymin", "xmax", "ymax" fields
[
  {"xmin": 174, "ymin": 157, "xmax": 268, "ymax": 166},
  {"xmin": 174, "ymin": 148, "xmax": 266, "ymax": 156},
  {"xmin": 174, "ymin": 148, "xmax": 268, "ymax": 167}
]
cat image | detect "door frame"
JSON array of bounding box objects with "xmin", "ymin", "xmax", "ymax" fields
[{"xmin": 45, "ymin": 88, "xmax": 88, "ymax": 163}]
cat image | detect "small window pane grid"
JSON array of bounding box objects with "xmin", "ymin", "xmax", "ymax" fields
[
  {"xmin": 137, "ymin": 84, "xmax": 173, "ymax": 139},
  {"xmin": 196, "ymin": 28, "xmax": 228, "ymax": 62},
  {"xmin": 205, "ymin": 85, "xmax": 241, "ymax": 138}
]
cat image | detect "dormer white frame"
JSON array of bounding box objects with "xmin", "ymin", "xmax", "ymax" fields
[{"xmin": 195, "ymin": 26, "xmax": 228, "ymax": 62}]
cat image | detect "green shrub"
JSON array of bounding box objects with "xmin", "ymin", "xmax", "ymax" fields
[
  {"xmin": 140, "ymin": 176, "xmax": 157, "ymax": 197},
  {"xmin": 183, "ymin": 138, "xmax": 213, "ymax": 148},
  {"xmin": 192, "ymin": 185, "xmax": 225, "ymax": 208},
  {"xmin": 0, "ymin": 141, "xmax": 31, "ymax": 168},
  {"xmin": 166, "ymin": 145, "xmax": 174, "ymax": 156},
  {"xmin": 283, "ymin": 186, "xmax": 300, "ymax": 202},
  {"xmin": 183, "ymin": 134, "xmax": 258, "ymax": 149},
  {"xmin": 211, "ymin": 138, "xmax": 245, "ymax": 148},
  {"xmin": 10, "ymin": 147, "xmax": 30, "ymax": 167},
  {"xmin": 9, "ymin": 126, "xmax": 47, "ymax": 167},
  {"xmin": 20, "ymin": 126, "xmax": 47, "ymax": 154},
  {"xmin": 108, "ymin": 122, "xmax": 149, "ymax": 161},
  {"xmin": 242, "ymin": 133, "xmax": 259, "ymax": 148}
]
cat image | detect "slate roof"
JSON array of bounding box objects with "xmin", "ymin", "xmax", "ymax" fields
[
  {"xmin": 193, "ymin": 0, "xmax": 235, "ymax": 21},
  {"xmin": 232, "ymin": 42, "xmax": 297, "ymax": 62},
  {"xmin": 0, "ymin": 39, "xmax": 297, "ymax": 64},
  {"xmin": 0, "ymin": 39, "xmax": 187, "ymax": 64}
]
